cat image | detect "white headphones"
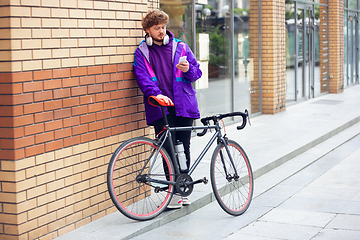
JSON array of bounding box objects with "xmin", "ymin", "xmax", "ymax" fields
[{"xmin": 145, "ymin": 34, "xmax": 169, "ymax": 46}]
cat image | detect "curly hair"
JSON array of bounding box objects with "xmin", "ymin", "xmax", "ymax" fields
[{"xmin": 141, "ymin": 9, "xmax": 169, "ymax": 31}]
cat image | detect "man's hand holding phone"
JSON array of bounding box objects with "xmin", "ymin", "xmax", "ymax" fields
[{"xmin": 176, "ymin": 56, "xmax": 189, "ymax": 73}]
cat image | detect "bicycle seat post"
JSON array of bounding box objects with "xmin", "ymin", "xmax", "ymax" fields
[{"xmin": 159, "ymin": 105, "xmax": 180, "ymax": 176}]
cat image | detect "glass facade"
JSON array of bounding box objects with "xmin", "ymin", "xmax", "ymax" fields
[
  {"xmin": 285, "ymin": 0, "xmax": 329, "ymax": 103},
  {"xmin": 159, "ymin": 0, "xmax": 261, "ymax": 120}
]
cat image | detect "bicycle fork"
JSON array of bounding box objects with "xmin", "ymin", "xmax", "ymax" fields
[{"xmin": 218, "ymin": 137, "xmax": 239, "ymax": 181}]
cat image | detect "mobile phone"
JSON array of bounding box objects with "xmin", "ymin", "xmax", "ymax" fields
[{"xmin": 179, "ymin": 56, "xmax": 187, "ymax": 63}]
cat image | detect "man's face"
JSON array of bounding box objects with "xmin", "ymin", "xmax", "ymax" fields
[{"xmin": 146, "ymin": 23, "xmax": 167, "ymax": 44}]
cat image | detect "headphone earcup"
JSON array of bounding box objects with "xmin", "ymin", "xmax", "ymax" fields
[
  {"xmin": 146, "ymin": 35, "xmax": 153, "ymax": 46},
  {"xmin": 163, "ymin": 35, "xmax": 169, "ymax": 45}
]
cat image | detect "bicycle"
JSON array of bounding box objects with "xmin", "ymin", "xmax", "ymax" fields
[{"xmin": 107, "ymin": 95, "xmax": 253, "ymax": 221}]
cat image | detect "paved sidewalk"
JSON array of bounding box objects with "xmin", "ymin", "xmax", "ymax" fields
[{"xmin": 56, "ymin": 85, "xmax": 360, "ymax": 240}]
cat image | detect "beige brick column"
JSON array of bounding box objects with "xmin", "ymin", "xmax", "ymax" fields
[
  {"xmin": 328, "ymin": 0, "xmax": 344, "ymax": 93},
  {"xmin": 261, "ymin": 0, "xmax": 286, "ymax": 114},
  {"xmin": 250, "ymin": 0, "xmax": 261, "ymax": 114}
]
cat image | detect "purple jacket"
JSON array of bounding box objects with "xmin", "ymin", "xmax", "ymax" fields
[{"xmin": 133, "ymin": 32, "xmax": 202, "ymax": 125}]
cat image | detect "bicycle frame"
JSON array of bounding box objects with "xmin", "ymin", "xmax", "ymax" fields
[{"xmin": 142, "ymin": 108, "xmax": 239, "ymax": 187}]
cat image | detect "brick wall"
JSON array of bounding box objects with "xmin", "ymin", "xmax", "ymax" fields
[
  {"xmin": 328, "ymin": 0, "xmax": 344, "ymax": 93},
  {"xmin": 0, "ymin": 0, "xmax": 150, "ymax": 239},
  {"xmin": 261, "ymin": 0, "xmax": 286, "ymax": 114}
]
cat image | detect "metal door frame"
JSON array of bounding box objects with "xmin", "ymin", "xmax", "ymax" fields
[
  {"xmin": 295, "ymin": 3, "xmax": 315, "ymax": 101},
  {"xmin": 346, "ymin": 12, "xmax": 359, "ymax": 86}
]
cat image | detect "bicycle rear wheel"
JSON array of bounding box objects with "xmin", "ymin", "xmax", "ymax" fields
[
  {"xmin": 210, "ymin": 139, "xmax": 253, "ymax": 216},
  {"xmin": 107, "ymin": 137, "xmax": 174, "ymax": 221}
]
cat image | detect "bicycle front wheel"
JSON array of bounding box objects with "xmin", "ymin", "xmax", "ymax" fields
[
  {"xmin": 107, "ymin": 137, "xmax": 174, "ymax": 221},
  {"xmin": 210, "ymin": 139, "xmax": 253, "ymax": 216}
]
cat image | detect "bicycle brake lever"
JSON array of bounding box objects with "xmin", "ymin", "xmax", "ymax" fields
[{"xmin": 245, "ymin": 109, "xmax": 251, "ymax": 126}]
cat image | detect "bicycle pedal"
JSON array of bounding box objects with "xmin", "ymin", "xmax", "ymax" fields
[{"xmin": 202, "ymin": 177, "xmax": 208, "ymax": 184}]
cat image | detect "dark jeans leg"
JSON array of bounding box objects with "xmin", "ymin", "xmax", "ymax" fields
[{"xmin": 152, "ymin": 107, "xmax": 193, "ymax": 172}]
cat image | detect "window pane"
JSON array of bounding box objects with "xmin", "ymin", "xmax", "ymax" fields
[
  {"xmin": 285, "ymin": 0, "xmax": 296, "ymax": 102},
  {"xmin": 234, "ymin": 0, "xmax": 261, "ymax": 114},
  {"xmin": 195, "ymin": 0, "xmax": 232, "ymax": 117}
]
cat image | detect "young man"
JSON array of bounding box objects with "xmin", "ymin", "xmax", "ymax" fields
[{"xmin": 133, "ymin": 9, "xmax": 202, "ymax": 208}]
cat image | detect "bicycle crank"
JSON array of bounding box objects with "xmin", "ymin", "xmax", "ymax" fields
[{"xmin": 175, "ymin": 174, "xmax": 209, "ymax": 197}]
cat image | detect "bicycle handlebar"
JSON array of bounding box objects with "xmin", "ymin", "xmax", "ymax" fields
[{"xmin": 197, "ymin": 109, "xmax": 250, "ymax": 137}]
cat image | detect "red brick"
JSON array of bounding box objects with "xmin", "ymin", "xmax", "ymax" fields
[
  {"xmin": 25, "ymin": 144, "xmax": 45, "ymax": 157},
  {"xmin": 44, "ymin": 119, "xmax": 63, "ymax": 131},
  {"xmin": 34, "ymin": 91, "xmax": 52, "ymax": 102},
  {"xmin": 44, "ymin": 79, "xmax": 62, "ymax": 90},
  {"xmin": 80, "ymin": 113, "xmax": 96, "ymax": 124},
  {"xmin": 45, "ymin": 139, "xmax": 63, "ymax": 152},
  {"xmin": 111, "ymin": 125, "xmax": 124, "ymax": 135},
  {"xmin": 117, "ymin": 115, "xmax": 127, "ymax": 125},
  {"xmin": 0, "ymin": 127, "xmax": 24, "ymax": 138},
  {"xmin": 53, "ymin": 88, "xmax": 70, "ymax": 99},
  {"xmin": 13, "ymin": 93, "xmax": 34, "ymax": 105},
  {"xmin": 0, "ymin": 84, "xmax": 20, "ymax": 94},
  {"xmin": 72, "ymin": 124, "xmax": 88, "ymax": 135},
  {"xmin": 103, "ymin": 100, "xmax": 118, "ymax": 110},
  {"xmin": 79, "ymin": 75, "xmax": 96, "ymax": 86},
  {"xmin": 71, "ymin": 67, "xmax": 87, "ymax": 77},
  {"xmin": 53, "ymin": 68, "xmax": 70, "ymax": 79},
  {"xmin": 103, "ymin": 64, "xmax": 117, "ymax": 74},
  {"xmin": 23, "ymin": 102, "xmax": 44, "ymax": 114},
  {"xmin": 63, "ymin": 116, "xmax": 80, "ymax": 128},
  {"xmin": 23, "ymin": 81, "xmax": 43, "ymax": 92},
  {"xmin": 125, "ymin": 122, "xmax": 138, "ymax": 132},
  {"xmin": 0, "ymin": 95, "xmax": 12, "ymax": 105},
  {"xmin": 124, "ymin": 72, "xmax": 135, "ymax": 80},
  {"xmin": 13, "ymin": 114, "xmax": 34, "ymax": 127},
  {"xmin": 95, "ymin": 93, "xmax": 110, "ymax": 102},
  {"xmin": 63, "ymin": 97, "xmax": 79, "ymax": 108},
  {"xmin": 64, "ymin": 136, "xmax": 80, "ymax": 148},
  {"xmin": 80, "ymin": 132, "xmax": 96, "ymax": 143},
  {"xmin": 97, "ymin": 128, "xmax": 111, "ymax": 139},
  {"xmin": 54, "ymin": 108, "xmax": 72, "ymax": 119},
  {"xmin": 96, "ymin": 110, "xmax": 111, "ymax": 121},
  {"xmin": 72, "ymin": 105, "xmax": 87, "ymax": 116},
  {"xmin": 62, "ymin": 77, "xmax": 79, "ymax": 88},
  {"xmin": 79, "ymin": 95, "xmax": 94, "ymax": 105},
  {"xmin": 104, "ymin": 118, "xmax": 117, "ymax": 128},
  {"xmin": 87, "ymin": 66, "xmax": 102, "ymax": 75},
  {"xmin": 88, "ymin": 85, "xmax": 103, "ymax": 94},
  {"xmin": 117, "ymin": 63, "xmax": 132, "ymax": 72},
  {"xmin": 111, "ymin": 108, "xmax": 125, "ymax": 118},
  {"xmin": 110, "ymin": 72, "xmax": 124, "ymax": 82},
  {"xmin": 95, "ymin": 74, "xmax": 110, "ymax": 84},
  {"xmin": 35, "ymin": 132, "xmax": 54, "ymax": 144},
  {"xmin": 110, "ymin": 91, "xmax": 124, "ymax": 100},
  {"xmin": 34, "ymin": 70, "xmax": 52, "ymax": 81},
  {"xmin": 0, "ymin": 106, "xmax": 23, "ymax": 116},
  {"xmin": 0, "ymin": 72, "xmax": 12, "ymax": 83},
  {"xmin": 44, "ymin": 100, "xmax": 62, "ymax": 111},
  {"xmin": 71, "ymin": 86, "xmax": 87, "ymax": 96},
  {"xmin": 131, "ymin": 112, "xmax": 142, "ymax": 122},
  {"xmin": 0, "ymin": 148, "xmax": 25, "ymax": 160},
  {"xmin": 88, "ymin": 121, "xmax": 103, "ymax": 132},
  {"xmin": 103, "ymin": 82, "xmax": 117, "ymax": 92},
  {"xmin": 12, "ymin": 71, "xmax": 33, "ymax": 82},
  {"xmin": 88, "ymin": 102, "xmax": 103, "ymax": 113},
  {"xmin": 1, "ymin": 135, "xmax": 34, "ymax": 149},
  {"xmin": 123, "ymin": 89, "xmax": 137, "ymax": 98},
  {"xmin": 35, "ymin": 112, "xmax": 53, "ymax": 123},
  {"xmin": 55, "ymin": 128, "xmax": 72, "ymax": 140},
  {"xmin": 24, "ymin": 123, "xmax": 44, "ymax": 136}
]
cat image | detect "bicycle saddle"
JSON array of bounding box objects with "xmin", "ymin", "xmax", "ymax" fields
[{"xmin": 148, "ymin": 95, "xmax": 174, "ymax": 107}]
